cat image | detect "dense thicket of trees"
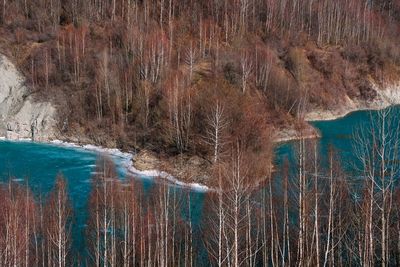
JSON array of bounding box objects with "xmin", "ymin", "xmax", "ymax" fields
[
  {"xmin": 0, "ymin": 175, "xmax": 71, "ymax": 266},
  {"xmin": 1, "ymin": 0, "xmax": 400, "ymax": 169}
]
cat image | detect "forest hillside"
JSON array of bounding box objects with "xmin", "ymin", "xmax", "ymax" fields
[{"xmin": 1, "ymin": 0, "xmax": 400, "ymax": 185}]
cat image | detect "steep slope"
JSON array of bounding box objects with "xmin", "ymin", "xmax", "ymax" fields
[
  {"xmin": 0, "ymin": 54, "xmax": 56, "ymax": 140},
  {"xmin": 0, "ymin": 0, "xmax": 400, "ymax": 186}
]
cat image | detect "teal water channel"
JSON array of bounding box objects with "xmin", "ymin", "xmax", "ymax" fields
[{"xmin": 0, "ymin": 140, "xmax": 204, "ymax": 263}]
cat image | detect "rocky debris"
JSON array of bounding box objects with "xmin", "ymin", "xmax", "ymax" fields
[
  {"xmin": 274, "ymin": 124, "xmax": 320, "ymax": 143},
  {"xmin": 133, "ymin": 149, "xmax": 160, "ymax": 171},
  {"xmin": 0, "ymin": 54, "xmax": 56, "ymax": 140},
  {"xmin": 273, "ymin": 117, "xmax": 321, "ymax": 143},
  {"xmin": 133, "ymin": 149, "xmax": 212, "ymax": 185},
  {"xmin": 167, "ymin": 154, "xmax": 211, "ymax": 184}
]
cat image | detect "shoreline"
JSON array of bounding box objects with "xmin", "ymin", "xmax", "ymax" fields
[
  {"xmin": 3, "ymin": 83, "xmax": 400, "ymax": 191},
  {"xmin": 274, "ymin": 82, "xmax": 400, "ymax": 142},
  {"xmin": 0, "ymin": 137, "xmax": 210, "ymax": 192},
  {"xmin": 306, "ymin": 82, "xmax": 400, "ymax": 122},
  {"xmin": 0, "ymin": 97, "xmax": 395, "ymax": 192},
  {"xmin": 51, "ymin": 140, "xmax": 210, "ymax": 192}
]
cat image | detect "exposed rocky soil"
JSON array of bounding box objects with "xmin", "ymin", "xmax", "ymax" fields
[
  {"xmin": 0, "ymin": 54, "xmax": 56, "ymax": 141},
  {"xmin": 133, "ymin": 149, "xmax": 212, "ymax": 185},
  {"xmin": 305, "ymin": 82, "xmax": 400, "ymax": 121},
  {"xmin": 273, "ymin": 121, "xmax": 320, "ymax": 143},
  {"xmin": 273, "ymin": 81, "xmax": 400, "ymax": 142}
]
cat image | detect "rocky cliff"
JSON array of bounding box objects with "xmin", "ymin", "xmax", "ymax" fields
[{"xmin": 0, "ymin": 54, "xmax": 56, "ymax": 140}]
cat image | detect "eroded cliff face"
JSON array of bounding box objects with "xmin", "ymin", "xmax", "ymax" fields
[{"xmin": 0, "ymin": 54, "xmax": 56, "ymax": 140}]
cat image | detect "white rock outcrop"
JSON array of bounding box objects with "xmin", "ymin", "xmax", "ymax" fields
[
  {"xmin": 274, "ymin": 81, "xmax": 400, "ymax": 142},
  {"xmin": 0, "ymin": 54, "xmax": 56, "ymax": 140},
  {"xmin": 304, "ymin": 82, "xmax": 400, "ymax": 122}
]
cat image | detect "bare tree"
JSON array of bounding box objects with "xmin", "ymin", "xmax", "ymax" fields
[
  {"xmin": 204, "ymin": 101, "xmax": 229, "ymax": 163},
  {"xmin": 45, "ymin": 175, "xmax": 71, "ymax": 267},
  {"xmin": 354, "ymin": 108, "xmax": 400, "ymax": 266},
  {"xmin": 240, "ymin": 51, "xmax": 253, "ymax": 94}
]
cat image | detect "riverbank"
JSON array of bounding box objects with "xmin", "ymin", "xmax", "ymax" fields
[
  {"xmin": 306, "ymin": 82, "xmax": 400, "ymax": 121},
  {"xmin": 274, "ymin": 82, "xmax": 400, "ymax": 142},
  {"xmin": 273, "ymin": 123, "xmax": 320, "ymax": 143},
  {"xmin": 0, "ymin": 137, "xmax": 210, "ymax": 192},
  {"xmin": 2, "ymin": 82, "xmax": 399, "ymax": 191},
  {"xmin": 51, "ymin": 140, "xmax": 210, "ymax": 192}
]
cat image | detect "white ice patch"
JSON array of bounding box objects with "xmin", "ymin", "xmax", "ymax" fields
[
  {"xmin": 49, "ymin": 140, "xmax": 210, "ymax": 192},
  {"xmin": 0, "ymin": 138, "xmax": 210, "ymax": 192}
]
